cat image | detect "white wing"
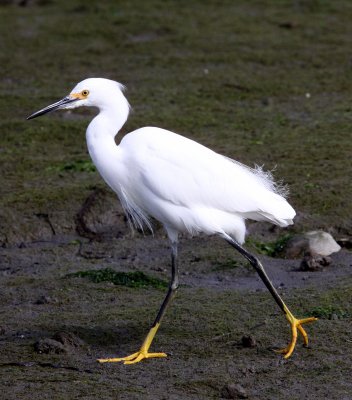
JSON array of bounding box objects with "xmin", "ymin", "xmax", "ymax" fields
[{"xmin": 119, "ymin": 127, "xmax": 295, "ymax": 235}]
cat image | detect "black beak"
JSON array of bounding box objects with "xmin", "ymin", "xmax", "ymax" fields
[{"xmin": 27, "ymin": 96, "xmax": 79, "ymax": 120}]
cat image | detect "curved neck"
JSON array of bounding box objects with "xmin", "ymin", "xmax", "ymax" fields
[{"xmin": 87, "ymin": 91, "xmax": 130, "ymax": 140}]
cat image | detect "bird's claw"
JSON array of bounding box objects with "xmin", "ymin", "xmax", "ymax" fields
[
  {"xmin": 275, "ymin": 312, "xmax": 318, "ymax": 358},
  {"xmin": 98, "ymin": 323, "xmax": 166, "ymax": 364},
  {"xmin": 97, "ymin": 350, "xmax": 167, "ymax": 364}
]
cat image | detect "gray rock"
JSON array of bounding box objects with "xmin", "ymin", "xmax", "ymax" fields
[
  {"xmin": 283, "ymin": 231, "xmax": 341, "ymax": 258},
  {"xmin": 304, "ymin": 231, "xmax": 341, "ymax": 256}
]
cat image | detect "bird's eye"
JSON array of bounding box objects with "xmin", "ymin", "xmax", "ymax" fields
[{"xmin": 81, "ymin": 90, "xmax": 89, "ymax": 97}]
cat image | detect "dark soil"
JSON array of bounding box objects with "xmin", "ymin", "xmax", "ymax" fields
[
  {"xmin": 1, "ymin": 1, "xmax": 352, "ymax": 399},
  {"xmin": 1, "ymin": 231, "xmax": 352, "ymax": 399}
]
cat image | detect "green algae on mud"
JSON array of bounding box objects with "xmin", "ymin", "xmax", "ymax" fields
[
  {"xmin": 246, "ymin": 234, "xmax": 294, "ymax": 258},
  {"xmin": 47, "ymin": 159, "xmax": 96, "ymax": 173},
  {"xmin": 311, "ymin": 305, "xmax": 349, "ymax": 320},
  {"xmin": 1, "ymin": 244, "xmax": 351, "ymax": 399},
  {"xmin": 68, "ymin": 268, "xmax": 168, "ymax": 289}
]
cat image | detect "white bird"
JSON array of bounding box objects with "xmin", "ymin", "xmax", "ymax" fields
[{"xmin": 28, "ymin": 78, "xmax": 317, "ymax": 364}]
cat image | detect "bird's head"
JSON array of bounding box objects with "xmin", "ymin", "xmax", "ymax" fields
[{"xmin": 27, "ymin": 78, "xmax": 128, "ymax": 120}]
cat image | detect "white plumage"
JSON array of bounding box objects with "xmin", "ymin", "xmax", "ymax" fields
[
  {"xmin": 75, "ymin": 78, "xmax": 295, "ymax": 244},
  {"xmin": 28, "ymin": 78, "xmax": 317, "ymax": 365},
  {"xmin": 117, "ymin": 128, "xmax": 294, "ymax": 241}
]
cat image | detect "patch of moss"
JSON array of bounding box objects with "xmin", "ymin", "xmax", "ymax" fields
[
  {"xmin": 310, "ymin": 305, "xmax": 349, "ymax": 320},
  {"xmin": 248, "ymin": 234, "xmax": 293, "ymax": 257},
  {"xmin": 68, "ymin": 268, "xmax": 167, "ymax": 289},
  {"xmin": 47, "ymin": 160, "xmax": 96, "ymax": 173}
]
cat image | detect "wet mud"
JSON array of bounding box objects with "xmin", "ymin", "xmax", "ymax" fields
[{"xmin": 1, "ymin": 1, "xmax": 352, "ymax": 399}]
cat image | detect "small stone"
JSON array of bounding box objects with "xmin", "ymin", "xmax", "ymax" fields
[
  {"xmin": 35, "ymin": 295, "xmax": 57, "ymax": 305},
  {"xmin": 221, "ymin": 383, "xmax": 248, "ymax": 399},
  {"xmin": 34, "ymin": 338, "xmax": 67, "ymax": 354},
  {"xmin": 278, "ymin": 21, "xmax": 297, "ymax": 29},
  {"xmin": 300, "ymin": 253, "xmax": 332, "ymax": 271},
  {"xmin": 53, "ymin": 331, "xmax": 85, "ymax": 348},
  {"xmin": 241, "ymin": 335, "xmax": 257, "ymax": 348},
  {"xmin": 34, "ymin": 332, "xmax": 86, "ymax": 355}
]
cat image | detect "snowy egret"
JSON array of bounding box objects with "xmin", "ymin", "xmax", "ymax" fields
[{"xmin": 28, "ymin": 78, "xmax": 317, "ymax": 364}]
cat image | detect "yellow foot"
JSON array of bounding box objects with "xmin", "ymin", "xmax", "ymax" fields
[
  {"xmin": 97, "ymin": 350, "xmax": 167, "ymax": 365},
  {"xmin": 276, "ymin": 310, "xmax": 318, "ymax": 359},
  {"xmin": 98, "ymin": 323, "xmax": 166, "ymax": 364}
]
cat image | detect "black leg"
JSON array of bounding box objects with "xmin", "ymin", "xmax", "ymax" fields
[
  {"xmin": 152, "ymin": 241, "xmax": 179, "ymax": 326},
  {"xmin": 98, "ymin": 240, "xmax": 180, "ymax": 364},
  {"xmin": 225, "ymin": 236, "xmax": 285, "ymax": 312},
  {"xmin": 223, "ymin": 234, "xmax": 317, "ymax": 358}
]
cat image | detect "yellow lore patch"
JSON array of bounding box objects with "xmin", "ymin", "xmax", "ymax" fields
[{"xmin": 70, "ymin": 90, "xmax": 89, "ymax": 100}]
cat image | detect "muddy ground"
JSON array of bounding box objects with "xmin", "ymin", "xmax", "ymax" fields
[
  {"xmin": 1, "ymin": 227, "xmax": 352, "ymax": 400},
  {"xmin": 1, "ymin": 1, "xmax": 352, "ymax": 399}
]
